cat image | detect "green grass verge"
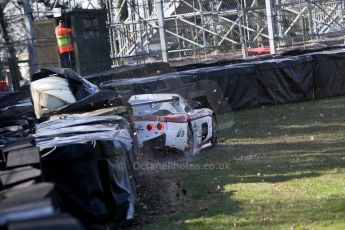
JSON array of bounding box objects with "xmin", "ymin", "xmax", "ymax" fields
[{"xmin": 142, "ymin": 97, "xmax": 345, "ymax": 230}]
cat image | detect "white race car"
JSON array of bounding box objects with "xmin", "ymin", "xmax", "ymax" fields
[{"xmin": 129, "ymin": 94, "xmax": 218, "ymax": 154}]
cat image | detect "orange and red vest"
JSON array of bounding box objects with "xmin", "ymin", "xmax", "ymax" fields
[{"xmin": 55, "ymin": 25, "xmax": 74, "ymax": 54}]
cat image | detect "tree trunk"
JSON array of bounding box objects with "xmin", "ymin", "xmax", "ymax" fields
[
  {"xmin": 0, "ymin": 8, "xmax": 22, "ymax": 90},
  {"xmin": 0, "ymin": 57, "xmax": 3, "ymax": 80}
]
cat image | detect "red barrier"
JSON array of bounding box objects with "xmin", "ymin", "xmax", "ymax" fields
[{"xmin": 248, "ymin": 47, "xmax": 270, "ymax": 56}]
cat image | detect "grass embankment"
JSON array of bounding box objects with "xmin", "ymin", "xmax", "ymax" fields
[{"xmin": 141, "ymin": 97, "xmax": 345, "ymax": 229}]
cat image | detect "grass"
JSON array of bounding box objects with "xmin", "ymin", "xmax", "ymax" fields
[{"xmin": 140, "ymin": 96, "xmax": 345, "ymax": 230}]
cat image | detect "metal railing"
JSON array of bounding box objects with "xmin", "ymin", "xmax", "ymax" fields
[{"xmin": 107, "ymin": 0, "xmax": 345, "ymax": 64}]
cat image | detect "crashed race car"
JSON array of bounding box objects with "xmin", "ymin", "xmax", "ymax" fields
[
  {"xmin": 29, "ymin": 68, "xmax": 139, "ymax": 228},
  {"xmin": 129, "ymin": 94, "xmax": 218, "ymax": 154}
]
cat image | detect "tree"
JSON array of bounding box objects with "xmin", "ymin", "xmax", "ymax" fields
[
  {"xmin": 98, "ymin": 0, "xmax": 107, "ymax": 9},
  {"xmin": 35, "ymin": 0, "xmax": 54, "ymax": 8},
  {"xmin": 0, "ymin": 0, "xmax": 22, "ymax": 90}
]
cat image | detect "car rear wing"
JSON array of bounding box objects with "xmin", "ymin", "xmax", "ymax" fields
[{"xmin": 130, "ymin": 96, "xmax": 179, "ymax": 107}]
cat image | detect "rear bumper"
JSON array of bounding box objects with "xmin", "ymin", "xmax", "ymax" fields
[
  {"xmin": 142, "ymin": 134, "xmax": 186, "ymax": 153},
  {"xmin": 142, "ymin": 134, "xmax": 167, "ymax": 153}
]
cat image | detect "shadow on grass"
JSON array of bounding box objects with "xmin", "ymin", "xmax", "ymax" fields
[
  {"xmin": 180, "ymin": 195, "xmax": 345, "ymax": 229},
  {"xmin": 229, "ymin": 172, "xmax": 321, "ymax": 184},
  {"xmin": 222, "ymin": 96, "xmax": 345, "ymax": 140},
  {"xmin": 195, "ymin": 144, "xmax": 344, "ymax": 185},
  {"xmin": 225, "ymin": 122, "xmax": 345, "ymax": 140}
]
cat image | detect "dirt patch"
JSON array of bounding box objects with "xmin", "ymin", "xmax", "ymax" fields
[{"xmin": 131, "ymin": 156, "xmax": 191, "ymax": 227}]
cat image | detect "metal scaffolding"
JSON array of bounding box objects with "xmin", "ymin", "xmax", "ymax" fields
[{"xmin": 105, "ymin": 0, "xmax": 345, "ymax": 64}]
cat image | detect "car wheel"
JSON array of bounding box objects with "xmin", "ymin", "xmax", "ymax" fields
[{"xmin": 211, "ymin": 116, "xmax": 219, "ymax": 146}]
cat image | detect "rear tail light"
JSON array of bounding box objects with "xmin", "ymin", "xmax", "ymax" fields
[
  {"xmin": 157, "ymin": 123, "xmax": 165, "ymax": 131},
  {"xmin": 147, "ymin": 123, "xmax": 154, "ymax": 131}
]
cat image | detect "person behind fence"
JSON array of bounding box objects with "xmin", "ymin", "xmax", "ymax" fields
[{"xmin": 55, "ymin": 19, "xmax": 76, "ymax": 70}]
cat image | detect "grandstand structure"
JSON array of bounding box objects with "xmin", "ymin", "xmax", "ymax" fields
[{"xmin": 102, "ymin": 0, "xmax": 345, "ymax": 63}]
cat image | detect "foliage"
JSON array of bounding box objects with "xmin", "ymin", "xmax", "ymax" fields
[{"xmin": 0, "ymin": 0, "xmax": 23, "ymax": 86}]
